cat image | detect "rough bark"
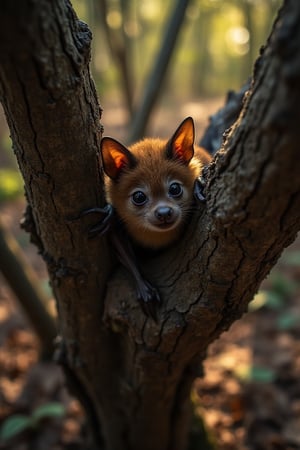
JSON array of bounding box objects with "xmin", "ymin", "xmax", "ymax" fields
[
  {"xmin": 0, "ymin": 1, "xmax": 299, "ymax": 450},
  {"xmin": 0, "ymin": 0, "xmax": 111, "ymax": 446}
]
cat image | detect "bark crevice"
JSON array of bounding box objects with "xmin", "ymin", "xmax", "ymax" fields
[{"xmin": 0, "ymin": 1, "xmax": 300, "ymax": 449}]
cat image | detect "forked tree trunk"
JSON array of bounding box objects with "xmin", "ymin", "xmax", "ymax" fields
[{"xmin": 0, "ymin": 1, "xmax": 300, "ymax": 450}]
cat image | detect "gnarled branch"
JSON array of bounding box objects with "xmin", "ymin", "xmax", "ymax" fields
[{"xmin": 0, "ymin": 1, "xmax": 299, "ymax": 450}]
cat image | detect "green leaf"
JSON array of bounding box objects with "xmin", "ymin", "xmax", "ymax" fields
[
  {"xmin": 277, "ymin": 312, "xmax": 299, "ymax": 330},
  {"xmin": 249, "ymin": 289, "xmax": 285, "ymax": 312},
  {"xmin": 0, "ymin": 169, "xmax": 23, "ymax": 202},
  {"xmin": 269, "ymin": 273, "xmax": 297, "ymax": 297},
  {"xmin": 234, "ymin": 363, "xmax": 252, "ymax": 381},
  {"xmin": 32, "ymin": 402, "xmax": 65, "ymax": 423},
  {"xmin": 265, "ymin": 291, "xmax": 284, "ymax": 310},
  {"xmin": 0, "ymin": 415, "xmax": 31, "ymax": 441},
  {"xmin": 249, "ymin": 366, "xmax": 276, "ymax": 383},
  {"xmin": 234, "ymin": 364, "xmax": 275, "ymax": 383}
]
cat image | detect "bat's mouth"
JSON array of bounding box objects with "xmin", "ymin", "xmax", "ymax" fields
[
  {"xmin": 151, "ymin": 219, "xmax": 179, "ymax": 232},
  {"xmin": 157, "ymin": 221, "xmax": 176, "ymax": 229}
]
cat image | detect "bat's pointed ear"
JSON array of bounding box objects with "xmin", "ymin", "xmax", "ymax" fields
[
  {"xmin": 100, "ymin": 137, "xmax": 136, "ymax": 180},
  {"xmin": 166, "ymin": 117, "xmax": 195, "ymax": 164}
]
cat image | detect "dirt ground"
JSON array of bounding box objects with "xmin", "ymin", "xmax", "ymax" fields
[{"xmin": 0, "ymin": 100, "xmax": 299, "ymax": 449}]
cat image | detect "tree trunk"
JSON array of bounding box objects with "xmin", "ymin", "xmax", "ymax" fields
[
  {"xmin": 127, "ymin": 0, "xmax": 191, "ymax": 143},
  {"xmin": 0, "ymin": 1, "xmax": 299, "ymax": 450}
]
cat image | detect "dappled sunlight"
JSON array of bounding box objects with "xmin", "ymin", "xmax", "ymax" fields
[
  {"xmin": 0, "ymin": 1, "xmax": 296, "ymax": 449},
  {"xmin": 226, "ymin": 26, "xmax": 250, "ymax": 55}
]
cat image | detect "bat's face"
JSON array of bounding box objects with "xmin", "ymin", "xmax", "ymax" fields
[{"xmin": 101, "ymin": 117, "xmax": 206, "ymax": 248}]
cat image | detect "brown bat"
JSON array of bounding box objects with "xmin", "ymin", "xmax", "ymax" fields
[{"xmin": 84, "ymin": 117, "xmax": 212, "ymax": 319}]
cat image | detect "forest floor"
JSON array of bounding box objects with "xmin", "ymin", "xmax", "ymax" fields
[{"xmin": 0, "ymin": 99, "xmax": 300, "ymax": 450}]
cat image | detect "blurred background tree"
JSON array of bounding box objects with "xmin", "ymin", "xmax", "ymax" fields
[
  {"xmin": 88, "ymin": 0, "xmax": 281, "ymax": 99},
  {"xmin": 0, "ymin": 0, "xmax": 282, "ymax": 184},
  {"xmin": 86, "ymin": 0, "xmax": 282, "ymax": 137}
]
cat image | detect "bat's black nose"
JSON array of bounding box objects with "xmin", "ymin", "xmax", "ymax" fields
[{"xmin": 155, "ymin": 206, "xmax": 174, "ymax": 223}]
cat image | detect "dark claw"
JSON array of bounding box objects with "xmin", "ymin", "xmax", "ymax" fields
[
  {"xmin": 78, "ymin": 204, "xmax": 115, "ymax": 237},
  {"xmin": 136, "ymin": 279, "xmax": 161, "ymax": 321},
  {"xmin": 193, "ymin": 177, "xmax": 206, "ymax": 202},
  {"xmin": 87, "ymin": 219, "xmax": 111, "ymax": 238}
]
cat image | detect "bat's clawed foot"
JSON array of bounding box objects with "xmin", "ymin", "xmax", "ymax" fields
[
  {"xmin": 137, "ymin": 279, "xmax": 161, "ymax": 321},
  {"xmin": 193, "ymin": 177, "xmax": 207, "ymax": 202},
  {"xmin": 79, "ymin": 204, "xmax": 115, "ymax": 237}
]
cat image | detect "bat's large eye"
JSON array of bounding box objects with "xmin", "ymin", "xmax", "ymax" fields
[
  {"xmin": 168, "ymin": 182, "xmax": 183, "ymax": 198},
  {"xmin": 131, "ymin": 191, "xmax": 148, "ymax": 206}
]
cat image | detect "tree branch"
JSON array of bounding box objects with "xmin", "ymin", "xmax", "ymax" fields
[
  {"xmin": 102, "ymin": 2, "xmax": 300, "ymax": 446},
  {"xmin": 105, "ymin": 0, "xmax": 300, "ymax": 344},
  {"xmin": 0, "ymin": 219, "xmax": 56, "ymax": 356},
  {"xmin": 128, "ymin": 0, "xmax": 191, "ymax": 143},
  {"xmin": 97, "ymin": 0, "xmax": 134, "ymax": 115},
  {"xmin": 0, "ymin": 0, "xmax": 112, "ymax": 446},
  {"xmin": 0, "ymin": 1, "xmax": 299, "ymax": 449}
]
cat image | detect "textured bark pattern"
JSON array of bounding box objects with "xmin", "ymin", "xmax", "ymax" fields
[
  {"xmin": 102, "ymin": 2, "xmax": 300, "ymax": 448},
  {"xmin": 0, "ymin": 1, "xmax": 112, "ymax": 446},
  {"xmin": 0, "ymin": 1, "xmax": 299, "ymax": 450}
]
